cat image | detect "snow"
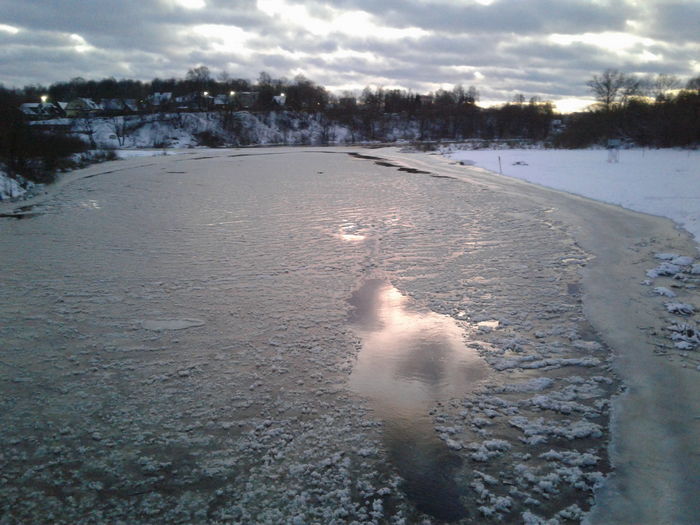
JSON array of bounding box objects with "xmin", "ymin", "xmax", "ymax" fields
[
  {"xmin": 0, "ymin": 169, "xmax": 35, "ymax": 201},
  {"xmin": 646, "ymin": 262, "xmax": 682, "ymax": 278},
  {"xmin": 653, "ymin": 286, "xmax": 677, "ymax": 298},
  {"xmin": 443, "ymin": 147, "xmax": 700, "ymax": 242},
  {"xmin": 34, "ymin": 111, "xmax": 355, "ymax": 151},
  {"xmin": 665, "ymin": 302, "xmax": 695, "ymax": 315}
]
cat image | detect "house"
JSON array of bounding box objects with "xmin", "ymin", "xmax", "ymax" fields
[
  {"xmin": 213, "ymin": 94, "xmax": 229, "ymax": 107},
  {"xmin": 236, "ymin": 91, "xmax": 258, "ymax": 109},
  {"xmin": 100, "ymin": 98, "xmax": 139, "ymax": 115},
  {"xmin": 147, "ymin": 92, "xmax": 173, "ymax": 108},
  {"xmin": 418, "ymin": 94, "xmax": 434, "ymax": 106},
  {"xmin": 272, "ymin": 94, "xmax": 287, "ymax": 107},
  {"xmin": 19, "ymin": 102, "xmax": 64, "ymax": 120},
  {"xmin": 550, "ymin": 119, "xmax": 566, "ymax": 134},
  {"xmin": 173, "ymin": 92, "xmax": 199, "ymax": 110},
  {"xmin": 64, "ymin": 98, "xmax": 101, "ymax": 117}
]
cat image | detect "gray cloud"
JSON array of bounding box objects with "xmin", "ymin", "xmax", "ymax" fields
[
  {"xmin": 0, "ymin": 0, "xmax": 698, "ymax": 109},
  {"xmin": 645, "ymin": 1, "xmax": 700, "ymax": 43}
]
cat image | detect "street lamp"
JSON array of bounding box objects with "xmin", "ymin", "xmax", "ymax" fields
[
  {"xmin": 229, "ymin": 91, "xmax": 236, "ymax": 97},
  {"xmin": 203, "ymin": 91, "xmax": 208, "ymax": 97},
  {"xmin": 40, "ymin": 95, "xmax": 48, "ymax": 103}
]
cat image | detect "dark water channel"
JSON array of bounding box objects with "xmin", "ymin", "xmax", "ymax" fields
[{"xmin": 348, "ymin": 279, "xmax": 488, "ymax": 521}]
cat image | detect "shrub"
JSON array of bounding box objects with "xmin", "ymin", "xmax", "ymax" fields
[{"xmin": 194, "ymin": 130, "xmax": 224, "ymax": 147}]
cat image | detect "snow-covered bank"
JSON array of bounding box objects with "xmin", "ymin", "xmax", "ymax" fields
[
  {"xmin": 442, "ymin": 147, "xmax": 700, "ymax": 242},
  {"xmin": 0, "ymin": 169, "xmax": 37, "ymax": 201},
  {"xmin": 34, "ymin": 111, "xmax": 356, "ymax": 150}
]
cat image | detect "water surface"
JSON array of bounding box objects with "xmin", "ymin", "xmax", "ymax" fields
[{"xmin": 349, "ymin": 279, "xmax": 488, "ymax": 520}]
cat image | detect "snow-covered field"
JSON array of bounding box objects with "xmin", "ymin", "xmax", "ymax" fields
[{"xmin": 442, "ymin": 147, "xmax": 700, "ymax": 242}]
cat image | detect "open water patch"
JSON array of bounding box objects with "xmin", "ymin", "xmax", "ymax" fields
[
  {"xmin": 0, "ymin": 212, "xmax": 42, "ymax": 220},
  {"xmin": 348, "ymin": 279, "xmax": 487, "ymax": 520}
]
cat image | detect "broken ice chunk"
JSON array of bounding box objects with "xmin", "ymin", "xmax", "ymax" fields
[
  {"xmin": 653, "ymin": 287, "xmax": 677, "ymax": 298},
  {"xmin": 646, "ymin": 263, "xmax": 681, "ymax": 278},
  {"xmin": 665, "ymin": 302, "xmax": 695, "ymax": 316},
  {"xmin": 671, "ymin": 255, "xmax": 694, "ymax": 266}
]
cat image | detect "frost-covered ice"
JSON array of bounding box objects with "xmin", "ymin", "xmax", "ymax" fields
[
  {"xmin": 653, "ymin": 286, "xmax": 676, "ymax": 298},
  {"xmin": 443, "ymin": 147, "xmax": 700, "ymax": 242},
  {"xmin": 665, "ymin": 302, "xmax": 695, "ymax": 315},
  {"xmin": 0, "ymin": 148, "xmax": 636, "ymax": 523}
]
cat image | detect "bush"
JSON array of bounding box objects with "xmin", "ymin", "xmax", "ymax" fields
[{"xmin": 194, "ymin": 130, "xmax": 224, "ymax": 147}]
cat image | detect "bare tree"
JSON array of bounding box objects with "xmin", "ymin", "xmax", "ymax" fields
[
  {"xmin": 587, "ymin": 69, "xmax": 641, "ymax": 110},
  {"xmin": 186, "ymin": 66, "xmax": 211, "ymax": 94},
  {"xmin": 107, "ymin": 116, "xmax": 131, "ymax": 147},
  {"xmin": 687, "ymin": 75, "xmax": 700, "ymax": 92},
  {"xmin": 652, "ymin": 74, "xmax": 680, "ymax": 101},
  {"xmin": 76, "ymin": 117, "xmax": 96, "ymax": 148}
]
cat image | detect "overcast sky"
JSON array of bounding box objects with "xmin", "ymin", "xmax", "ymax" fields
[{"xmin": 1, "ymin": 0, "xmax": 699, "ymax": 111}]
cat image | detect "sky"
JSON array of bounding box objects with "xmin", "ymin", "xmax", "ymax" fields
[{"xmin": 1, "ymin": 0, "xmax": 699, "ymax": 112}]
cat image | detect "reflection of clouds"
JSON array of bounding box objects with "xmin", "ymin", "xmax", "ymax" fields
[
  {"xmin": 349, "ymin": 281, "xmax": 486, "ymax": 417},
  {"xmin": 337, "ymin": 221, "xmax": 366, "ymax": 241},
  {"xmin": 80, "ymin": 200, "xmax": 101, "ymax": 209}
]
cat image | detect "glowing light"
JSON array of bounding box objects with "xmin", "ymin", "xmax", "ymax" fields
[
  {"xmin": 172, "ymin": 0, "xmax": 205, "ymax": 8},
  {"xmin": 0, "ymin": 24, "xmax": 20, "ymax": 34},
  {"xmin": 69, "ymin": 33, "xmax": 92, "ymax": 53},
  {"xmin": 554, "ymin": 97, "xmax": 595, "ymax": 114},
  {"xmin": 190, "ymin": 24, "xmax": 253, "ymax": 54},
  {"xmin": 549, "ymin": 32, "xmax": 656, "ymax": 50},
  {"xmin": 256, "ymin": 0, "xmax": 429, "ymax": 40}
]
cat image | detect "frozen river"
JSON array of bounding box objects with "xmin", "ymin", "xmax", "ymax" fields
[{"xmin": 1, "ymin": 148, "xmax": 698, "ymax": 523}]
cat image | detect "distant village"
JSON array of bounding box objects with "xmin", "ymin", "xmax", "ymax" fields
[
  {"xmin": 19, "ymin": 91, "xmax": 273, "ymax": 120},
  {"xmin": 4, "ymin": 67, "xmax": 699, "ymax": 154}
]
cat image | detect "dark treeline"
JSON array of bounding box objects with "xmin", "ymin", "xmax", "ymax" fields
[
  {"xmin": 0, "ymin": 86, "xmax": 89, "ymax": 183},
  {"xmin": 1, "ymin": 67, "xmax": 699, "ymax": 185},
  {"xmin": 8, "ymin": 65, "xmax": 553, "ymax": 138},
  {"xmin": 557, "ymin": 69, "xmax": 700, "ymax": 148},
  {"xmin": 4, "ymin": 66, "xmax": 699, "ymax": 146}
]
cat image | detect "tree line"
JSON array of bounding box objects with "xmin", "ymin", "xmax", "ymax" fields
[
  {"xmin": 1, "ymin": 67, "xmax": 698, "ymax": 186},
  {"xmin": 558, "ymin": 69, "xmax": 700, "ymax": 147}
]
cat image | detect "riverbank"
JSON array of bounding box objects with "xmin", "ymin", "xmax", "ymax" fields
[{"xmin": 383, "ymin": 148, "xmax": 700, "ymax": 523}]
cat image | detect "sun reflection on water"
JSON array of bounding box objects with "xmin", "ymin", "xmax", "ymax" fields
[{"xmin": 349, "ymin": 279, "xmax": 486, "ymax": 417}]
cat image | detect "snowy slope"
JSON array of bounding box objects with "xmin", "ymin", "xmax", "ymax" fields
[
  {"xmin": 443, "ymin": 147, "xmax": 700, "ymax": 242},
  {"xmin": 38, "ymin": 111, "xmax": 356, "ymax": 150},
  {"xmin": 0, "ymin": 169, "xmax": 36, "ymax": 201}
]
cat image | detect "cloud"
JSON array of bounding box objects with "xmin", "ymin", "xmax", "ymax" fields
[{"xmin": 0, "ymin": 0, "xmax": 698, "ymax": 110}]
